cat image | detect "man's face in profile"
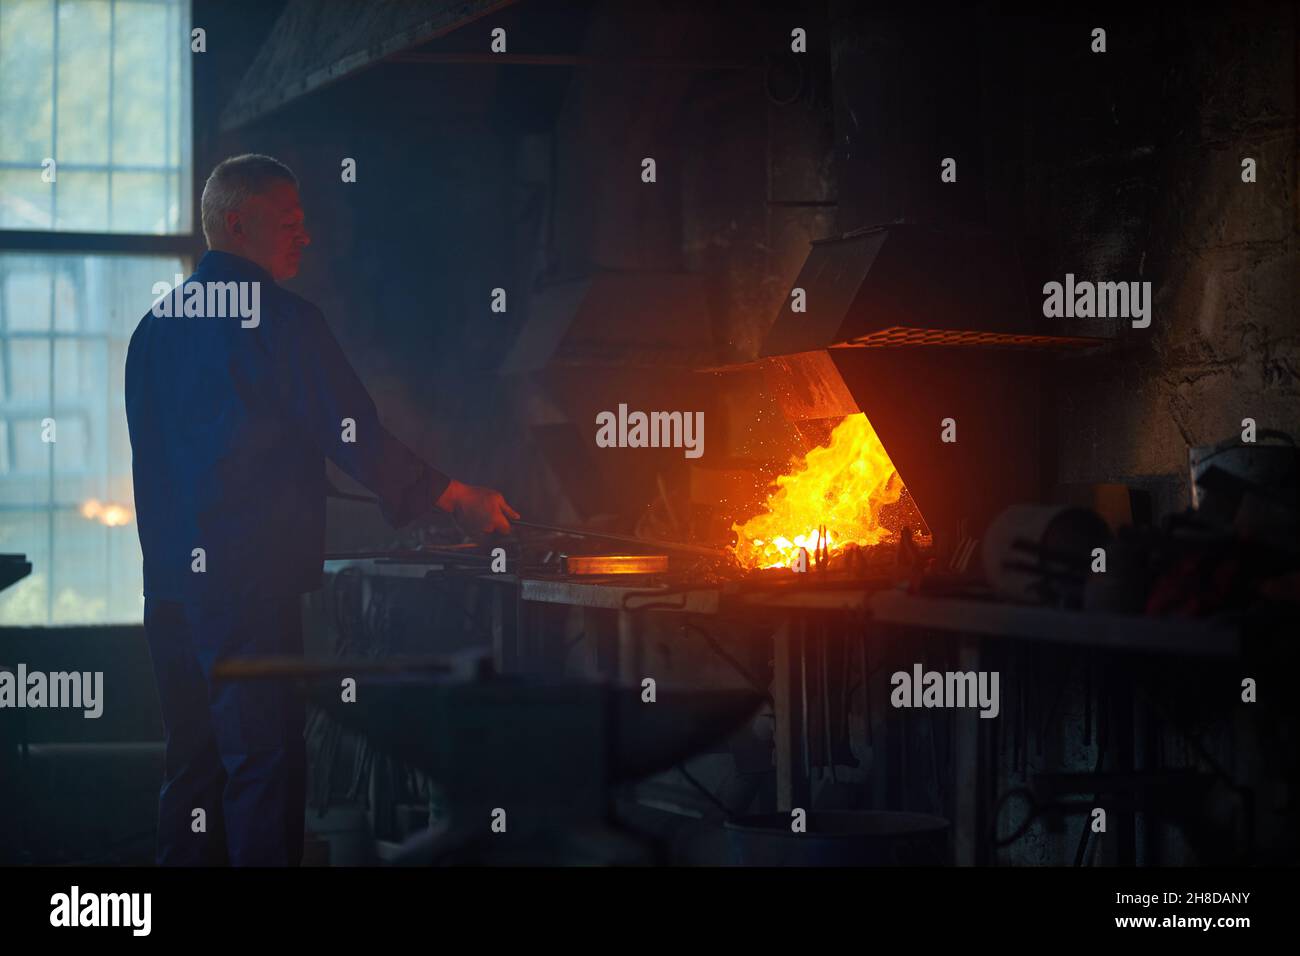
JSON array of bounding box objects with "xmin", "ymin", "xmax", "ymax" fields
[{"xmin": 227, "ymin": 180, "xmax": 311, "ymax": 280}]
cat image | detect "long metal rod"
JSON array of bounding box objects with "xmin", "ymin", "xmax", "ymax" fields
[
  {"xmin": 511, "ymin": 519, "xmax": 728, "ymax": 559},
  {"xmin": 319, "ymin": 492, "xmax": 729, "ymax": 560},
  {"xmin": 212, "ymin": 656, "xmax": 457, "ymax": 679}
]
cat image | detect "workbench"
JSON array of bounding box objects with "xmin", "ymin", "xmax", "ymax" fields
[{"xmin": 321, "ymin": 559, "xmax": 1245, "ymax": 865}]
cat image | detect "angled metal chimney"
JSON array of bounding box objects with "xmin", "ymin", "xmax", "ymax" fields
[
  {"xmin": 722, "ymin": 10, "xmax": 1113, "ymax": 549},
  {"xmin": 762, "ymin": 223, "xmax": 1101, "ymax": 355}
]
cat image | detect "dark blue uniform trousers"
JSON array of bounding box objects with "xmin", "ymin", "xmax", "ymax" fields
[{"xmin": 143, "ymin": 596, "xmax": 307, "ymax": 866}]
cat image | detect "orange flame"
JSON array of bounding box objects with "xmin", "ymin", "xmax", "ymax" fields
[
  {"xmin": 80, "ymin": 499, "xmax": 134, "ymax": 527},
  {"xmin": 730, "ymin": 413, "xmax": 904, "ymax": 570}
]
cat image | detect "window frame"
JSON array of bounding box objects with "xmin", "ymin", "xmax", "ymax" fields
[{"xmin": 0, "ymin": 0, "xmax": 201, "ymax": 625}]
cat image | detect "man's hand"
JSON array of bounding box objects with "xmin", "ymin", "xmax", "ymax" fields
[{"xmin": 436, "ymin": 479, "xmax": 519, "ymax": 536}]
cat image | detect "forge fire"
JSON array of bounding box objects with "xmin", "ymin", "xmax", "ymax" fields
[{"xmin": 730, "ymin": 413, "xmax": 909, "ymax": 570}]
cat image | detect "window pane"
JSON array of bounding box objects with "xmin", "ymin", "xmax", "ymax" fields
[
  {"xmin": 8, "ymin": 339, "xmax": 50, "ymax": 399},
  {"xmin": 109, "ymin": 169, "xmax": 167, "ymax": 233},
  {"xmin": 0, "ymin": 0, "xmax": 191, "ymax": 234},
  {"xmin": 56, "ymin": 0, "xmax": 111, "ymax": 165},
  {"xmin": 52, "ymin": 168, "xmax": 109, "ymax": 231},
  {"xmin": 3, "ymin": 258, "xmax": 53, "ymax": 329},
  {"xmin": 0, "ymin": 0, "xmax": 55, "ymax": 164},
  {"xmin": 111, "ymin": 1, "xmax": 169, "ymax": 168},
  {"xmin": 51, "ymin": 507, "xmax": 111, "ymax": 623},
  {"xmin": 51, "ymin": 266, "xmax": 80, "ymax": 330},
  {"xmin": 0, "ymin": 251, "xmax": 186, "ymax": 625},
  {"xmin": 54, "ymin": 338, "xmax": 102, "ymax": 403},
  {"xmin": 51, "ymin": 410, "xmax": 89, "ymax": 475},
  {"xmin": 1, "ymin": 418, "xmax": 51, "ymax": 499},
  {"xmin": 0, "ymin": 167, "xmax": 53, "ymax": 229}
]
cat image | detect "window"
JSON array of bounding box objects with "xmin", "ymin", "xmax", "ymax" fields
[
  {"xmin": 0, "ymin": 0, "xmax": 192, "ymax": 233},
  {"xmin": 0, "ymin": 0, "xmax": 193, "ymax": 625}
]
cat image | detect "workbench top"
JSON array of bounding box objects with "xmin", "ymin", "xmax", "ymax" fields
[{"xmin": 321, "ymin": 558, "xmax": 1243, "ymax": 658}]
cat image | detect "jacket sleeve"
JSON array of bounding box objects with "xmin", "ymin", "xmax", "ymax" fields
[{"xmin": 259, "ymin": 300, "xmax": 451, "ymax": 528}]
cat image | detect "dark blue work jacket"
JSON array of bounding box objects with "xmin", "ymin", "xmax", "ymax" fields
[{"xmin": 125, "ymin": 250, "xmax": 449, "ymax": 603}]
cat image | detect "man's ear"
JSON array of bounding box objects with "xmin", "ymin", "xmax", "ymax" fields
[{"xmin": 224, "ymin": 209, "xmax": 242, "ymax": 238}]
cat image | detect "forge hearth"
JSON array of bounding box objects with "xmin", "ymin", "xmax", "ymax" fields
[
  {"xmin": 701, "ymin": 223, "xmax": 1114, "ymax": 556},
  {"xmin": 728, "ymin": 412, "xmax": 925, "ymax": 571}
]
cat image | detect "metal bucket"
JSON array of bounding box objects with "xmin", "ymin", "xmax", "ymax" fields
[
  {"xmin": 723, "ymin": 811, "xmax": 950, "ymax": 866},
  {"xmin": 981, "ymin": 504, "xmax": 1111, "ymax": 605}
]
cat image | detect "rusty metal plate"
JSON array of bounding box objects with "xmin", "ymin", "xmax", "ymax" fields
[{"xmin": 837, "ymin": 327, "xmax": 1105, "ymax": 350}]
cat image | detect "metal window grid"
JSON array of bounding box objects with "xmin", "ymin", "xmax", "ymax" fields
[{"xmin": 0, "ymin": 0, "xmax": 198, "ymax": 624}]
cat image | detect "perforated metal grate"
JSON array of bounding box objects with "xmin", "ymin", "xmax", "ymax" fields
[{"xmin": 836, "ymin": 327, "xmax": 1106, "ymax": 350}]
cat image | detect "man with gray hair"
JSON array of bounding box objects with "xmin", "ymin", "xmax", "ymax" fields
[{"xmin": 126, "ymin": 154, "xmax": 516, "ymax": 866}]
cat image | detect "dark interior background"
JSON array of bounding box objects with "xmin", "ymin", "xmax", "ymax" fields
[
  {"xmin": 196, "ymin": 0, "xmax": 1296, "ymax": 537},
  {"xmin": 5, "ymin": 0, "xmax": 1294, "ymax": 865}
]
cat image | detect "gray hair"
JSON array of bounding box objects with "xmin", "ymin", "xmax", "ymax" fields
[{"xmin": 200, "ymin": 154, "xmax": 298, "ymax": 246}]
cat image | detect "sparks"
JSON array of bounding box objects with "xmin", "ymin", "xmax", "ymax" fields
[{"xmin": 730, "ymin": 414, "xmax": 904, "ymax": 570}]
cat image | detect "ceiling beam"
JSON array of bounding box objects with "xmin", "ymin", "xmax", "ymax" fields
[{"xmin": 220, "ymin": 0, "xmax": 519, "ymax": 131}]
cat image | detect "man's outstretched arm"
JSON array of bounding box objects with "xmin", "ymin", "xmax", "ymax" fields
[{"xmin": 260, "ymin": 302, "xmax": 517, "ymax": 534}]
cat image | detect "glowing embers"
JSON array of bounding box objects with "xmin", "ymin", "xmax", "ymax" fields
[{"xmin": 730, "ymin": 413, "xmax": 906, "ymax": 570}]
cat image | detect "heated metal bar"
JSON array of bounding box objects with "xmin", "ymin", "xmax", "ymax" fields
[{"xmin": 563, "ymin": 554, "xmax": 669, "ymax": 575}]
